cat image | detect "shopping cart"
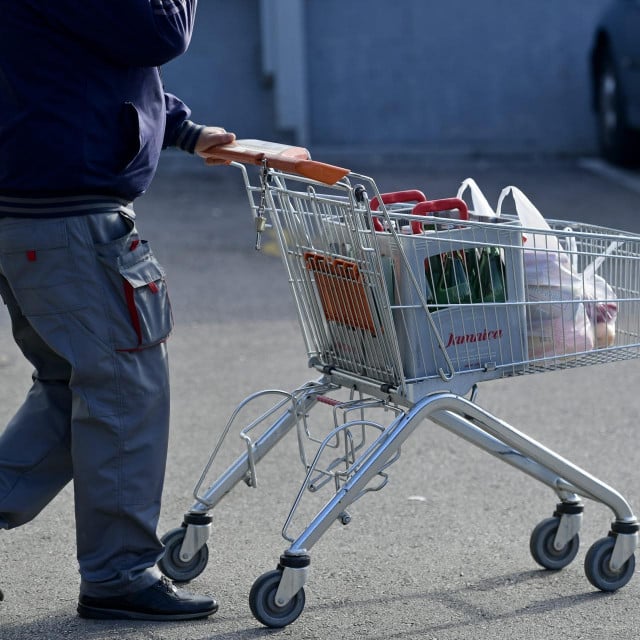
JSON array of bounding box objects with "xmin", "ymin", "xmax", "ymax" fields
[{"xmin": 160, "ymin": 141, "xmax": 640, "ymax": 628}]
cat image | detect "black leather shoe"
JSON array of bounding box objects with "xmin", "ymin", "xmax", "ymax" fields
[{"xmin": 77, "ymin": 577, "xmax": 218, "ymax": 621}]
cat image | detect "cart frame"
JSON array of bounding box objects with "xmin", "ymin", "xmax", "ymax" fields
[{"xmin": 159, "ymin": 149, "xmax": 640, "ymax": 628}]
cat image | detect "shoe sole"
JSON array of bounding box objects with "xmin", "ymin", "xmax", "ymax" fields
[{"xmin": 77, "ymin": 603, "xmax": 218, "ymax": 621}]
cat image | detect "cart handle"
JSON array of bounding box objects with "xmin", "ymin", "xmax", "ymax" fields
[
  {"xmin": 411, "ymin": 198, "xmax": 469, "ymax": 234},
  {"xmin": 369, "ymin": 190, "xmax": 427, "ymax": 231},
  {"xmin": 200, "ymin": 139, "xmax": 350, "ymax": 185}
]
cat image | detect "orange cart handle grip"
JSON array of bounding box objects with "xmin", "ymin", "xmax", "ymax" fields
[{"xmin": 204, "ymin": 140, "xmax": 350, "ymax": 185}]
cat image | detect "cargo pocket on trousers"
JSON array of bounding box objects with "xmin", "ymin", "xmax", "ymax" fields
[
  {"xmin": 0, "ymin": 220, "xmax": 86, "ymax": 315},
  {"xmin": 99, "ymin": 240, "xmax": 173, "ymax": 351}
]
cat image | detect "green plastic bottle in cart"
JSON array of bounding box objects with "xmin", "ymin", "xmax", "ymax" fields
[
  {"xmin": 425, "ymin": 247, "xmax": 506, "ymax": 309},
  {"xmin": 472, "ymin": 246, "xmax": 507, "ymax": 303}
]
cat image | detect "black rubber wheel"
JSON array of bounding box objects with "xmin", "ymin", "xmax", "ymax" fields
[
  {"xmin": 584, "ymin": 536, "xmax": 635, "ymax": 592},
  {"xmin": 530, "ymin": 517, "xmax": 580, "ymax": 570},
  {"xmin": 594, "ymin": 48, "xmax": 640, "ymax": 167},
  {"xmin": 158, "ymin": 527, "xmax": 209, "ymax": 583},
  {"xmin": 249, "ymin": 569, "xmax": 306, "ymax": 628}
]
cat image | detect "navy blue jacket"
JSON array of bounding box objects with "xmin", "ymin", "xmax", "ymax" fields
[{"xmin": 0, "ymin": 0, "xmax": 203, "ymax": 210}]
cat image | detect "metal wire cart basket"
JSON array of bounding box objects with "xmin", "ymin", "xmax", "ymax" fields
[{"xmin": 160, "ymin": 142, "xmax": 640, "ymax": 628}]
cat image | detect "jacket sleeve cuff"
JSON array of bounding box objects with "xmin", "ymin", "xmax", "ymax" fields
[{"xmin": 173, "ymin": 120, "xmax": 205, "ymax": 154}]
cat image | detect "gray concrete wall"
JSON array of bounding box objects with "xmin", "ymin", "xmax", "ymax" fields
[
  {"xmin": 162, "ymin": 1, "xmax": 610, "ymax": 156},
  {"xmin": 162, "ymin": 0, "xmax": 280, "ymax": 141}
]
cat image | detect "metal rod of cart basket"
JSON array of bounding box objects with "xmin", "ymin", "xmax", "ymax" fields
[{"xmin": 159, "ymin": 140, "xmax": 640, "ymax": 629}]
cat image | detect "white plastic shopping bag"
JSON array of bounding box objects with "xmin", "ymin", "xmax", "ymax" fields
[
  {"xmin": 456, "ymin": 178, "xmax": 498, "ymax": 221},
  {"xmin": 497, "ymin": 186, "xmax": 594, "ymax": 359},
  {"xmin": 496, "ymin": 186, "xmax": 562, "ymax": 252},
  {"xmin": 581, "ymin": 241, "xmax": 620, "ymax": 347}
]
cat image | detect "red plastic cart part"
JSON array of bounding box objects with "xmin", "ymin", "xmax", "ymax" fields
[
  {"xmin": 410, "ymin": 198, "xmax": 469, "ymax": 234},
  {"xmin": 369, "ymin": 190, "xmax": 427, "ymax": 232}
]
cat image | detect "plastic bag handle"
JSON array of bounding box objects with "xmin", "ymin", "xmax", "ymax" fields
[
  {"xmin": 204, "ymin": 139, "xmax": 350, "ymax": 185},
  {"xmin": 456, "ymin": 178, "xmax": 497, "ymax": 218},
  {"xmin": 369, "ymin": 190, "xmax": 427, "ymax": 231},
  {"xmin": 410, "ymin": 198, "xmax": 469, "ymax": 234},
  {"xmin": 496, "ymin": 186, "xmax": 561, "ymax": 251}
]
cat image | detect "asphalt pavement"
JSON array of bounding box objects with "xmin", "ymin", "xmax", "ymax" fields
[{"xmin": 1, "ymin": 150, "xmax": 640, "ymax": 640}]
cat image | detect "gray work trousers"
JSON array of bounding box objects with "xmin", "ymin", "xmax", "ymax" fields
[{"xmin": 0, "ymin": 208, "xmax": 173, "ymax": 597}]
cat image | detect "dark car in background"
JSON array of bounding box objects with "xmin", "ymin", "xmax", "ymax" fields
[{"xmin": 590, "ymin": 0, "xmax": 640, "ymax": 166}]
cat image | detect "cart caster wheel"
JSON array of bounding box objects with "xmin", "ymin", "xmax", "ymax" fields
[
  {"xmin": 158, "ymin": 527, "xmax": 209, "ymax": 583},
  {"xmin": 249, "ymin": 569, "xmax": 306, "ymax": 628},
  {"xmin": 584, "ymin": 536, "xmax": 635, "ymax": 592},
  {"xmin": 530, "ymin": 517, "xmax": 580, "ymax": 570}
]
